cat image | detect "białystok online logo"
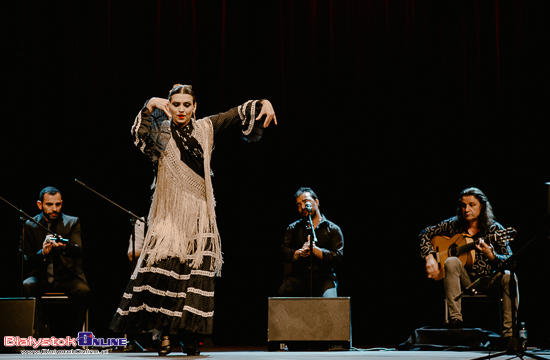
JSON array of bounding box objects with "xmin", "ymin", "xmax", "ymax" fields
[
  {"xmin": 4, "ymin": 332, "xmax": 127, "ymax": 348},
  {"xmin": 77, "ymin": 332, "xmax": 127, "ymax": 347}
]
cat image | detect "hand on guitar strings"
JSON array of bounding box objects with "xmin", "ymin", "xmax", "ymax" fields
[{"xmin": 475, "ymin": 239, "xmax": 496, "ymax": 261}]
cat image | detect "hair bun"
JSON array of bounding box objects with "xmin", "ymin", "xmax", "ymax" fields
[{"xmin": 168, "ymin": 84, "xmax": 196, "ymax": 101}]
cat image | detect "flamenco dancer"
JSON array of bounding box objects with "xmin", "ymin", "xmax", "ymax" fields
[{"xmin": 110, "ymin": 84, "xmax": 277, "ymax": 355}]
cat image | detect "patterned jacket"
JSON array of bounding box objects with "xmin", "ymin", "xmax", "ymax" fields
[{"xmin": 419, "ymin": 216, "xmax": 512, "ymax": 277}]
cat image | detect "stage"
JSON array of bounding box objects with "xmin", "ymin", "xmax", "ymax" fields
[
  {"xmin": 2, "ymin": 346, "xmax": 550, "ymax": 360},
  {"xmin": 2, "ymin": 2, "xmax": 549, "ymax": 359}
]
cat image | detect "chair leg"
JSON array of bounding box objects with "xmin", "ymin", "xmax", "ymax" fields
[
  {"xmin": 81, "ymin": 309, "xmax": 89, "ymax": 333},
  {"xmin": 444, "ymin": 299, "xmax": 449, "ymax": 322}
]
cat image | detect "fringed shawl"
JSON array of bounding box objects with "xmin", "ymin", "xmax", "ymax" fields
[
  {"xmin": 134, "ymin": 118, "xmax": 223, "ymax": 277},
  {"xmin": 131, "ymin": 99, "xmax": 267, "ymax": 278}
]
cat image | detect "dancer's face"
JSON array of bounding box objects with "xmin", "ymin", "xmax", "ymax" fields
[{"xmin": 170, "ymin": 93, "xmax": 196, "ymax": 127}]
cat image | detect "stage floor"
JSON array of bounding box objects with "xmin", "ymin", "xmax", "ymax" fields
[{"xmin": 2, "ymin": 347, "xmax": 550, "ymax": 360}]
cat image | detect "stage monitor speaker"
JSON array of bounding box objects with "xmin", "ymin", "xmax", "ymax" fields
[
  {"xmin": 267, "ymin": 297, "xmax": 351, "ymax": 351},
  {"xmin": 0, "ymin": 298, "xmax": 36, "ymax": 353},
  {"xmin": 0, "ymin": 298, "xmax": 36, "ymax": 338}
]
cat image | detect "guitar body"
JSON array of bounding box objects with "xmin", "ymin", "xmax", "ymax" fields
[{"xmin": 430, "ymin": 234, "xmax": 476, "ymax": 281}]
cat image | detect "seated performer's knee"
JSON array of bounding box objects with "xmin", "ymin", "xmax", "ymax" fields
[
  {"xmin": 71, "ymin": 281, "xmax": 91, "ymax": 303},
  {"xmin": 444, "ymin": 256, "xmax": 462, "ymax": 273},
  {"xmin": 22, "ymin": 277, "xmax": 39, "ymax": 297},
  {"xmin": 322, "ymin": 287, "xmax": 337, "ymax": 298},
  {"xmin": 278, "ymin": 279, "xmax": 292, "ymax": 296},
  {"xmin": 278, "ymin": 277, "xmax": 304, "ymax": 297}
]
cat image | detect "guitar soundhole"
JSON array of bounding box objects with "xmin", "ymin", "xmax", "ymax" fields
[{"xmin": 448, "ymin": 244, "xmax": 458, "ymax": 257}]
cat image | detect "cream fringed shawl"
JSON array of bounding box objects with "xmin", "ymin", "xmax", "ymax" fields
[{"xmin": 134, "ymin": 118, "xmax": 223, "ymax": 277}]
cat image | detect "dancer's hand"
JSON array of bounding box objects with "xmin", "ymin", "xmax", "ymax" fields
[
  {"xmin": 146, "ymin": 97, "xmax": 171, "ymax": 118},
  {"xmin": 258, "ymin": 100, "xmax": 277, "ymax": 127}
]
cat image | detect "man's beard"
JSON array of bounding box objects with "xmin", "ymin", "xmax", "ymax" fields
[{"xmin": 44, "ymin": 211, "xmax": 60, "ymax": 222}]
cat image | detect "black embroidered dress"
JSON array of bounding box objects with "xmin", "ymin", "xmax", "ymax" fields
[{"xmin": 110, "ymin": 100, "xmax": 265, "ymax": 336}]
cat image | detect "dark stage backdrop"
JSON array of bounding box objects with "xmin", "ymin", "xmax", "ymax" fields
[{"xmin": 2, "ymin": 0, "xmax": 549, "ymax": 347}]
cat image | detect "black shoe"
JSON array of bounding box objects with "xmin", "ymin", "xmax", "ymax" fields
[
  {"xmin": 445, "ymin": 318, "xmax": 463, "ymax": 329},
  {"xmin": 182, "ymin": 341, "xmax": 200, "ymax": 356},
  {"xmin": 158, "ymin": 336, "xmax": 171, "ymax": 356}
]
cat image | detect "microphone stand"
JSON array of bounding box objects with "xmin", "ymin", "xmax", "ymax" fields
[
  {"xmin": 75, "ymin": 179, "xmax": 146, "ymax": 353},
  {"xmin": 306, "ymin": 207, "xmax": 318, "ymax": 297},
  {"xmin": 0, "ymin": 195, "xmax": 68, "ymax": 297},
  {"xmin": 466, "ymin": 228, "xmax": 549, "ymax": 360},
  {"xmin": 75, "ymin": 179, "xmax": 144, "ymax": 271}
]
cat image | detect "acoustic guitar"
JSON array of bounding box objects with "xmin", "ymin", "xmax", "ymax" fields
[{"xmin": 429, "ymin": 228, "xmax": 516, "ymax": 281}]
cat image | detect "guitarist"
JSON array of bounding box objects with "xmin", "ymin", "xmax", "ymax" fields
[{"xmin": 419, "ymin": 187, "xmax": 516, "ymax": 338}]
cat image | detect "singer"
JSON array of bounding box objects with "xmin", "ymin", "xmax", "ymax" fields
[
  {"xmin": 278, "ymin": 187, "xmax": 344, "ymax": 297},
  {"xmin": 109, "ymin": 84, "xmax": 276, "ymax": 356},
  {"xmin": 21, "ymin": 186, "xmax": 90, "ymax": 337},
  {"xmin": 419, "ymin": 187, "xmax": 517, "ymax": 338}
]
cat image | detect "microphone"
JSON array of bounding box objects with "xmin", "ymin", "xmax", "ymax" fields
[
  {"xmin": 305, "ymin": 202, "xmax": 313, "ymax": 213},
  {"xmin": 54, "ymin": 236, "xmax": 69, "ymax": 244}
]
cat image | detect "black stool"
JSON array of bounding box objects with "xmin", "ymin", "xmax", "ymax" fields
[{"xmin": 444, "ymin": 294, "xmax": 503, "ymax": 333}]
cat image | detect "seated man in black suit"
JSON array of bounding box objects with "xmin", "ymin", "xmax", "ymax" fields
[{"xmin": 21, "ymin": 186, "xmax": 90, "ymax": 337}]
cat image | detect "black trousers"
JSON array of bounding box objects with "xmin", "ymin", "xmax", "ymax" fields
[
  {"xmin": 278, "ymin": 273, "xmax": 337, "ymax": 297},
  {"xmin": 23, "ymin": 275, "xmax": 90, "ymax": 337}
]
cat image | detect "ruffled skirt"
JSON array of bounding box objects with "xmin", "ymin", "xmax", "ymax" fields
[{"xmin": 110, "ymin": 253, "xmax": 215, "ymax": 336}]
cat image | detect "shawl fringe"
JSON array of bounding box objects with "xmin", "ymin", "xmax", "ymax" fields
[{"xmin": 134, "ymin": 119, "xmax": 223, "ymax": 277}]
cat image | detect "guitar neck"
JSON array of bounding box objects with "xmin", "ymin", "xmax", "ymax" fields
[{"xmin": 454, "ymin": 234, "xmax": 494, "ymax": 256}]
